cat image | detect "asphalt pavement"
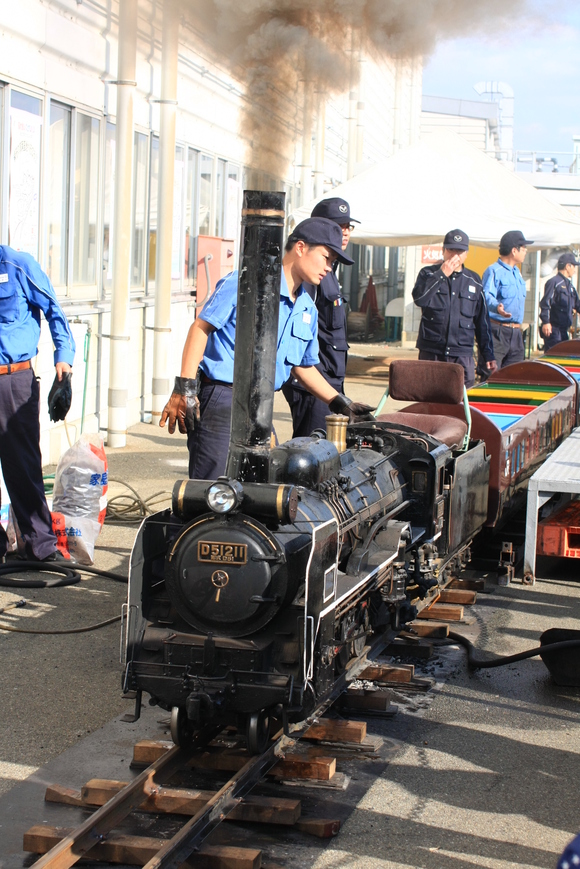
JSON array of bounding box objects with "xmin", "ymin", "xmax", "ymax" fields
[{"xmin": 0, "ymin": 343, "xmax": 578, "ymax": 868}]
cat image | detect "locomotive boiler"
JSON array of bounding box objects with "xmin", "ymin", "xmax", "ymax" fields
[{"xmin": 121, "ymin": 191, "xmax": 490, "ymax": 752}]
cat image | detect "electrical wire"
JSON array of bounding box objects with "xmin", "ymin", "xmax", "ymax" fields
[
  {"xmin": 0, "ymin": 561, "xmax": 128, "ymax": 588},
  {"xmin": 449, "ymin": 630, "xmax": 580, "ymax": 669},
  {"xmin": 0, "ymin": 615, "xmax": 121, "ymax": 635},
  {"xmin": 105, "ymin": 478, "xmax": 172, "ymax": 524}
]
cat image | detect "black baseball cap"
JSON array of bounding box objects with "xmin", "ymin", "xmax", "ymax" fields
[
  {"xmin": 443, "ymin": 229, "xmax": 469, "ymax": 251},
  {"xmin": 289, "ymin": 217, "xmax": 355, "ymax": 265},
  {"xmin": 557, "ymin": 252, "xmax": 580, "ymax": 269},
  {"xmin": 500, "ymin": 230, "xmax": 534, "ymax": 251},
  {"xmin": 311, "ymin": 197, "xmax": 360, "ymax": 226}
]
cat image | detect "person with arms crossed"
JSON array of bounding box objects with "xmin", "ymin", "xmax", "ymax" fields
[
  {"xmin": 480, "ymin": 229, "xmax": 533, "ymax": 375},
  {"xmin": 0, "ymin": 245, "xmax": 75, "ymax": 562},
  {"xmin": 413, "ymin": 229, "xmax": 496, "ymax": 389},
  {"xmin": 282, "ymin": 197, "xmax": 357, "ymax": 436},
  {"xmin": 160, "ymin": 217, "xmax": 374, "ymax": 479},
  {"xmin": 539, "ymin": 252, "xmax": 580, "ymax": 351}
]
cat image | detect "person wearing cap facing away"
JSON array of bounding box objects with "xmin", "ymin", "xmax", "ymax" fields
[
  {"xmin": 479, "ymin": 229, "xmax": 534, "ymax": 375},
  {"xmin": 282, "ymin": 197, "xmax": 358, "ymax": 436},
  {"xmin": 412, "ymin": 229, "xmax": 496, "ymax": 389},
  {"xmin": 0, "ymin": 245, "xmax": 75, "ymax": 563},
  {"xmin": 160, "ymin": 217, "xmax": 374, "ymax": 480},
  {"xmin": 539, "ymin": 252, "xmax": 580, "ymax": 350}
]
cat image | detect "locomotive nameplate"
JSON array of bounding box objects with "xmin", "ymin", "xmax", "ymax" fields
[{"xmin": 197, "ymin": 541, "xmax": 247, "ymax": 564}]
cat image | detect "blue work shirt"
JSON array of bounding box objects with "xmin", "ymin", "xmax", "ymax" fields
[
  {"xmin": 0, "ymin": 246, "xmax": 75, "ymax": 366},
  {"xmin": 483, "ymin": 258, "xmax": 527, "ymax": 324},
  {"xmin": 199, "ymin": 269, "xmax": 319, "ymax": 388}
]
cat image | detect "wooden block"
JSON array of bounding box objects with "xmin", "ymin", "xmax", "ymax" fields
[
  {"xmin": 385, "ymin": 640, "xmax": 433, "ymax": 659},
  {"xmin": 417, "ymin": 603, "xmax": 464, "ymax": 621},
  {"xmin": 296, "ymin": 818, "xmax": 341, "ymax": 838},
  {"xmin": 439, "ymin": 589, "xmax": 477, "ymax": 605},
  {"xmin": 80, "ymin": 779, "xmax": 300, "ymax": 826},
  {"xmin": 271, "ymin": 755, "xmax": 336, "ymax": 781},
  {"xmin": 132, "ymin": 738, "xmax": 172, "ymax": 766},
  {"xmin": 303, "ymin": 719, "xmax": 367, "ymax": 744},
  {"xmin": 44, "ymin": 784, "xmax": 85, "ymax": 806},
  {"xmin": 340, "ymin": 689, "xmax": 392, "ymax": 712},
  {"xmin": 450, "ymin": 577, "xmax": 485, "ymax": 591},
  {"xmin": 405, "ymin": 622, "xmax": 449, "ymax": 638},
  {"xmin": 23, "ymin": 825, "xmax": 262, "ymax": 869},
  {"xmin": 359, "ymin": 664, "xmax": 414, "ymax": 683}
]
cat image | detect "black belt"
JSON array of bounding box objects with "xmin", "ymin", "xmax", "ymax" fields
[{"xmin": 200, "ymin": 372, "xmax": 233, "ymax": 388}]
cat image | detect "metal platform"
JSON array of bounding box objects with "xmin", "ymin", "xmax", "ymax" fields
[{"xmin": 524, "ymin": 426, "xmax": 580, "ymax": 583}]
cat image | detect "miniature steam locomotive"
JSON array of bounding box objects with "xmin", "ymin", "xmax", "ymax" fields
[{"xmin": 121, "ymin": 191, "xmax": 492, "ymax": 752}]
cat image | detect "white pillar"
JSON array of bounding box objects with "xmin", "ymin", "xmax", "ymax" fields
[
  {"xmin": 300, "ymin": 81, "xmax": 313, "ymax": 206},
  {"xmin": 313, "ymin": 91, "xmax": 326, "ymax": 201},
  {"xmin": 356, "ymin": 51, "xmax": 365, "ymax": 166},
  {"xmin": 107, "ymin": 0, "xmax": 137, "ymax": 448},
  {"xmin": 152, "ymin": 0, "xmax": 179, "ymax": 420},
  {"xmin": 347, "ymin": 30, "xmax": 358, "ymax": 180}
]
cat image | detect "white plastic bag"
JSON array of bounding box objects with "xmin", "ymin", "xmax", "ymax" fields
[{"xmin": 51, "ymin": 434, "xmax": 108, "ymax": 565}]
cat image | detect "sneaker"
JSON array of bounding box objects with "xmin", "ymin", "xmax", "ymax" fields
[{"xmin": 41, "ymin": 550, "xmax": 73, "ymax": 564}]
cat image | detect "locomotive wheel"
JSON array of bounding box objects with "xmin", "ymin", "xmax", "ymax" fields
[
  {"xmin": 170, "ymin": 706, "xmax": 192, "ymax": 746},
  {"xmin": 246, "ymin": 710, "xmax": 270, "ymax": 754}
]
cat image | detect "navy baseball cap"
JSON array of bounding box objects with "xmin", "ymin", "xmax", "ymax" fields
[
  {"xmin": 500, "ymin": 229, "xmax": 534, "ymax": 250},
  {"xmin": 311, "ymin": 197, "xmax": 360, "ymax": 226},
  {"xmin": 289, "ymin": 217, "xmax": 355, "ymax": 265},
  {"xmin": 557, "ymin": 252, "xmax": 580, "ymax": 268},
  {"xmin": 443, "ymin": 228, "xmax": 469, "ymax": 251}
]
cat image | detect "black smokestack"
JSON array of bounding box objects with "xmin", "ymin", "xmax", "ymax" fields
[{"xmin": 225, "ymin": 190, "xmax": 286, "ymax": 483}]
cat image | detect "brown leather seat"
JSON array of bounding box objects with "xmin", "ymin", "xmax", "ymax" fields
[{"xmin": 376, "ymin": 360, "xmax": 468, "ymax": 449}]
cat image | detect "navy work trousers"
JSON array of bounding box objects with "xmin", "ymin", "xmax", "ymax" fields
[
  {"xmin": 0, "ymin": 368, "xmax": 56, "ymax": 559},
  {"xmin": 543, "ymin": 327, "xmax": 569, "ymax": 351},
  {"xmin": 282, "ymin": 379, "xmax": 341, "ymax": 438},
  {"xmin": 478, "ymin": 322, "xmax": 524, "ymax": 380},
  {"xmin": 187, "ymin": 381, "xmax": 233, "ymax": 480},
  {"xmin": 418, "ymin": 351, "xmax": 475, "ymax": 390}
]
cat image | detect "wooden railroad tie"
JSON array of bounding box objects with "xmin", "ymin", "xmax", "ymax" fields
[
  {"xmin": 405, "ymin": 621, "xmax": 449, "ymax": 638},
  {"xmin": 24, "ymin": 826, "xmax": 261, "ymax": 869},
  {"xmin": 303, "ymin": 718, "xmax": 367, "ymax": 744},
  {"xmin": 417, "ymin": 603, "xmax": 464, "ymax": 621},
  {"xmin": 46, "ymin": 782, "xmax": 301, "ymax": 826},
  {"xmin": 439, "ymin": 588, "xmax": 477, "ymax": 605},
  {"xmin": 131, "ymin": 740, "xmax": 337, "ymax": 780}
]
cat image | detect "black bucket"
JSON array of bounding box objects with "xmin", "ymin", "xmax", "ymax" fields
[{"xmin": 540, "ymin": 629, "xmax": 580, "ymax": 687}]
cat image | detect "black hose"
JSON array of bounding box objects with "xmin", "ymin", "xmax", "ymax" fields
[
  {"xmin": 449, "ymin": 630, "xmax": 580, "ymax": 669},
  {"xmin": 0, "ymin": 561, "xmax": 128, "ymax": 588},
  {"xmin": 0, "ymin": 615, "xmax": 122, "ymax": 635}
]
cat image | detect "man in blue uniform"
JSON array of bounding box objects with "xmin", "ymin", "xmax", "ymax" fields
[
  {"xmin": 282, "ymin": 197, "xmax": 357, "ymax": 436},
  {"xmin": 480, "ymin": 229, "xmax": 533, "ymax": 374},
  {"xmin": 0, "ymin": 245, "xmax": 75, "ymax": 562},
  {"xmin": 413, "ymin": 229, "xmax": 496, "ymax": 388},
  {"xmin": 539, "ymin": 252, "xmax": 580, "ymax": 350},
  {"xmin": 160, "ymin": 218, "xmax": 374, "ymax": 479}
]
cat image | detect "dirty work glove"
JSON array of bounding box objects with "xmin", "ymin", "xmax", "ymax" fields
[
  {"xmin": 328, "ymin": 393, "xmax": 375, "ymax": 423},
  {"xmin": 160, "ymin": 376, "xmax": 200, "ymax": 434},
  {"xmin": 47, "ymin": 371, "xmax": 73, "ymax": 422}
]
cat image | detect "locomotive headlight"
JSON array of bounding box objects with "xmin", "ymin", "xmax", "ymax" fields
[{"xmin": 206, "ymin": 479, "xmax": 243, "ymax": 514}]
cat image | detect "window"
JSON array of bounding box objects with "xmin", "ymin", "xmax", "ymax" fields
[
  {"xmin": 102, "ymin": 122, "xmax": 116, "ymax": 292},
  {"xmin": 172, "ymin": 144, "xmax": 185, "ymax": 282},
  {"xmin": 148, "ymin": 135, "xmax": 159, "ymax": 283},
  {"xmin": 9, "ymin": 90, "xmax": 42, "ymax": 257},
  {"xmin": 73, "ymin": 113, "xmax": 99, "ymax": 285},
  {"xmin": 185, "ymin": 147, "xmax": 199, "ymax": 283},
  {"xmin": 131, "ymin": 131, "xmax": 148, "ymax": 287},
  {"xmin": 215, "ymin": 158, "xmax": 225, "ymax": 237},
  {"xmin": 47, "ymin": 102, "xmax": 70, "ymax": 286},
  {"xmin": 199, "ymin": 154, "xmax": 212, "ymax": 236},
  {"xmin": 225, "ymin": 164, "xmax": 240, "ymax": 241}
]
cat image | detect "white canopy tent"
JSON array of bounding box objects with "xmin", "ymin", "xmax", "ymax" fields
[{"xmin": 291, "ymin": 131, "xmax": 580, "ymax": 249}]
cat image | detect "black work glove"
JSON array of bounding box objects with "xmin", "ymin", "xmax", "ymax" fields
[
  {"xmin": 47, "ymin": 371, "xmax": 73, "ymax": 422},
  {"xmin": 160, "ymin": 376, "xmax": 200, "ymax": 434},
  {"xmin": 328, "ymin": 393, "xmax": 375, "ymax": 423}
]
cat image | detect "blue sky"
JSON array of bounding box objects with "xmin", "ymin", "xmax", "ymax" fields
[{"xmin": 422, "ymin": 4, "xmax": 580, "ymax": 156}]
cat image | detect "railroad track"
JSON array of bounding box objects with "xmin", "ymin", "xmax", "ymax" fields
[{"xmin": 23, "ymin": 579, "xmax": 481, "ymax": 869}]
